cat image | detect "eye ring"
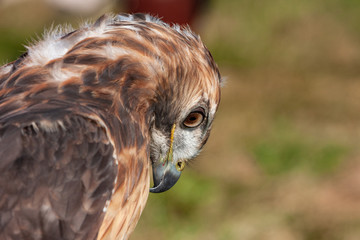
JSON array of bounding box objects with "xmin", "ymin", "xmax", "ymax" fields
[{"xmin": 183, "ymin": 108, "xmax": 205, "ymax": 128}]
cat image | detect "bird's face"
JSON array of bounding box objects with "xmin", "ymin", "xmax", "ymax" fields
[
  {"xmin": 149, "ymin": 102, "xmax": 218, "ymax": 193},
  {"xmin": 149, "ymin": 62, "xmax": 221, "ymax": 193}
]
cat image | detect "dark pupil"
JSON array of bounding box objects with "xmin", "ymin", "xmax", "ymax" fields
[{"xmin": 188, "ymin": 115, "xmax": 198, "ymax": 122}]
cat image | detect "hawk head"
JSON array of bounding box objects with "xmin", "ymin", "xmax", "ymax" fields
[{"xmin": 144, "ymin": 18, "xmax": 222, "ymax": 193}]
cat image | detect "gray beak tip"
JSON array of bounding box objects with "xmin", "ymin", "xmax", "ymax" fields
[{"xmin": 150, "ymin": 162, "xmax": 182, "ymax": 193}]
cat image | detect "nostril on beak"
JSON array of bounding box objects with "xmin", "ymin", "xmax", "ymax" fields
[{"xmin": 176, "ymin": 160, "xmax": 185, "ymax": 171}]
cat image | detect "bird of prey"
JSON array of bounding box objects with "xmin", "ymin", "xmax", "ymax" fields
[{"xmin": 0, "ymin": 13, "xmax": 221, "ymax": 240}]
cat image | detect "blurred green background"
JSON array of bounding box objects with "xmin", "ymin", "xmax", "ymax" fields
[{"xmin": 2, "ymin": 0, "xmax": 360, "ymax": 239}]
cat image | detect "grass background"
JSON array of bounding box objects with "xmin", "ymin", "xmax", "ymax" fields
[{"xmin": 1, "ymin": 0, "xmax": 360, "ymax": 239}]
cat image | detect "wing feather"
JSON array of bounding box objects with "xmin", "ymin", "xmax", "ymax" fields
[{"xmin": 0, "ymin": 115, "xmax": 117, "ymax": 240}]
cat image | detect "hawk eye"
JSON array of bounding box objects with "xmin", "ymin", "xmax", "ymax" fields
[{"xmin": 183, "ymin": 108, "xmax": 205, "ymax": 128}]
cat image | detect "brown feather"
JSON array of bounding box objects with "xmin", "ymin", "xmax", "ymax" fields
[{"xmin": 0, "ymin": 116, "xmax": 117, "ymax": 240}]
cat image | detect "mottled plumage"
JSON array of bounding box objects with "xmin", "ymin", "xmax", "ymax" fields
[{"xmin": 0, "ymin": 13, "xmax": 221, "ymax": 240}]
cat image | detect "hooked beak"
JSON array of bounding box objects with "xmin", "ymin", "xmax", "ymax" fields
[{"xmin": 150, "ymin": 124, "xmax": 186, "ymax": 193}]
